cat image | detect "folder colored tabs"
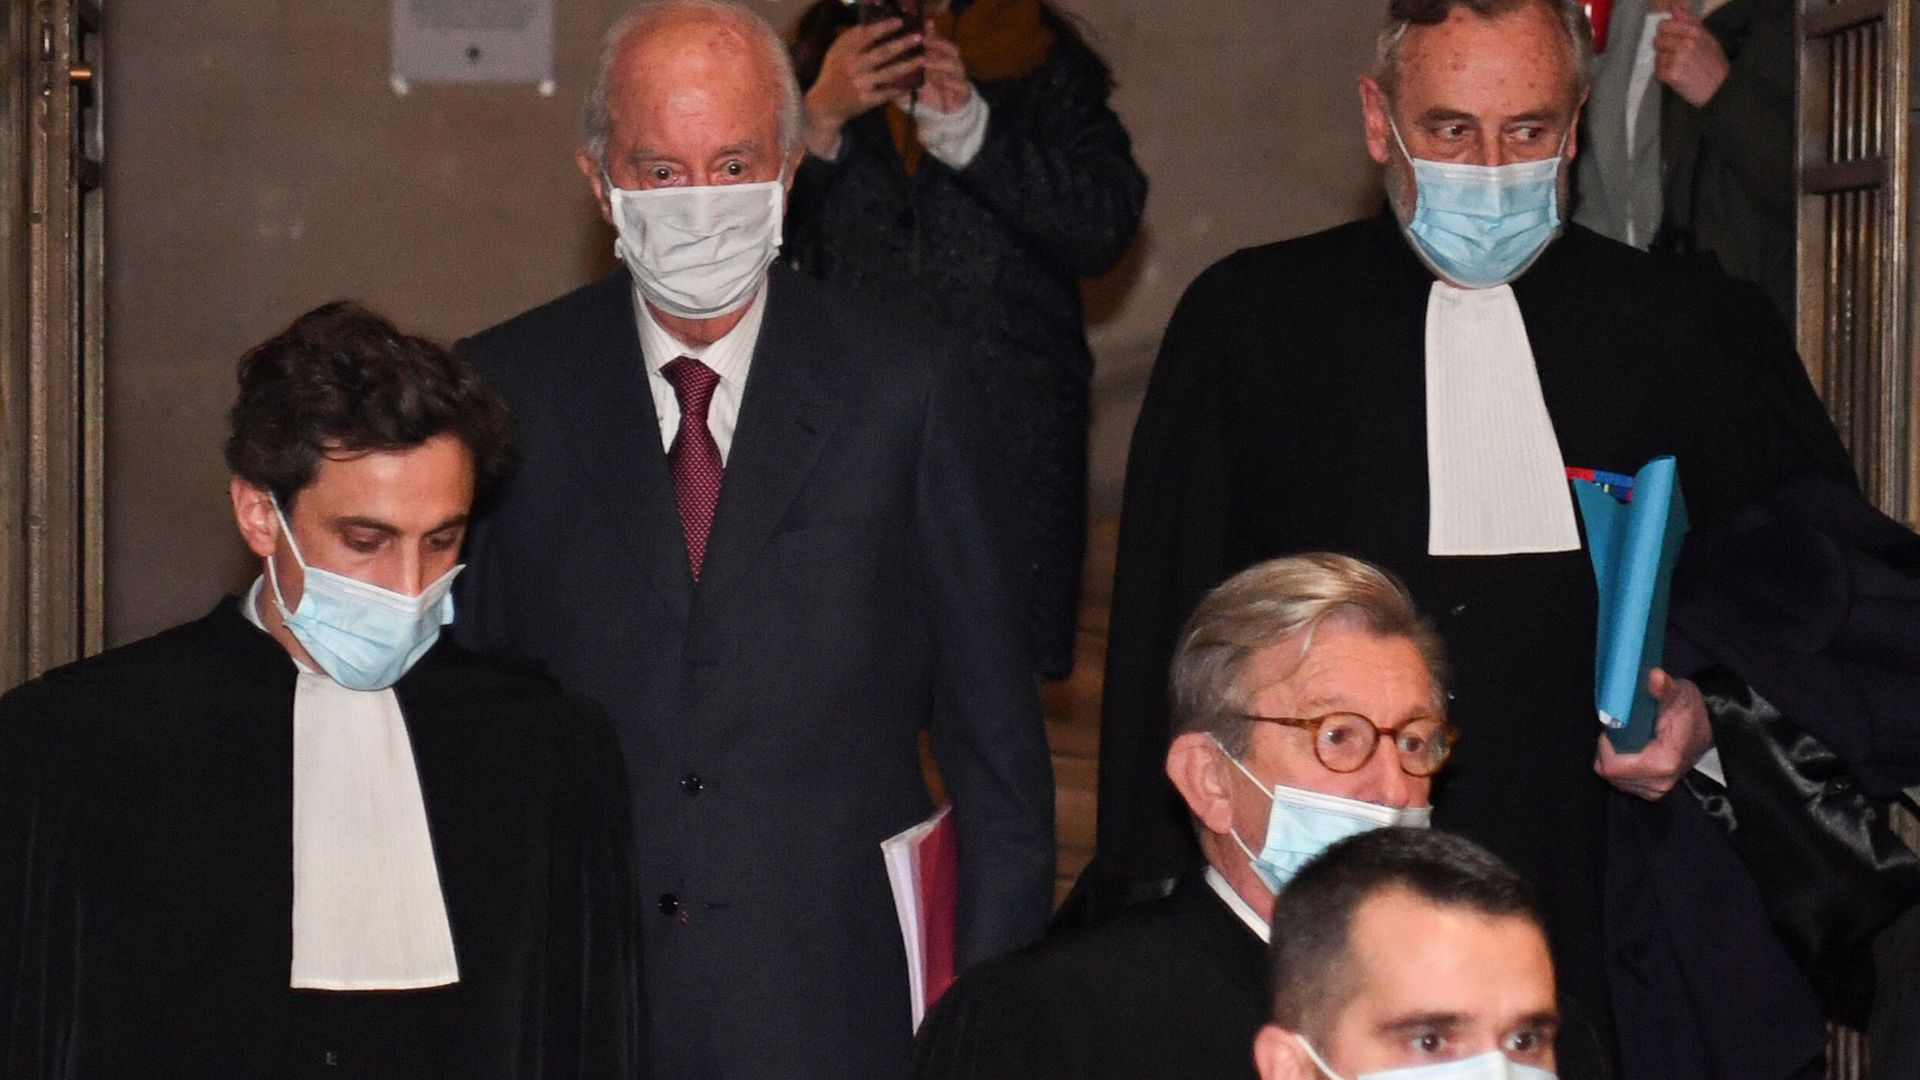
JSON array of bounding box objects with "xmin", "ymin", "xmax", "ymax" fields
[{"xmin": 1572, "ymin": 455, "xmax": 1688, "ymax": 753}]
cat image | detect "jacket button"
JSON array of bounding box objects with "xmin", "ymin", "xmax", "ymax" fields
[
  {"xmin": 680, "ymin": 773, "xmax": 705, "ymax": 795},
  {"xmin": 658, "ymin": 893, "xmax": 681, "ymax": 916}
]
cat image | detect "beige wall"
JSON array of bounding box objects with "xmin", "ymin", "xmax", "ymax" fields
[{"xmin": 103, "ymin": 0, "xmax": 1386, "ymax": 644}]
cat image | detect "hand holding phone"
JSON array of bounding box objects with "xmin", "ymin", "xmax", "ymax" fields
[
  {"xmin": 858, "ymin": 0, "xmax": 927, "ymax": 92},
  {"xmin": 802, "ymin": 16, "xmax": 924, "ymax": 155}
]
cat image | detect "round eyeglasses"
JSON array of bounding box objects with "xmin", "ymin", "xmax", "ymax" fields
[{"xmin": 1236, "ymin": 711, "xmax": 1457, "ymax": 777}]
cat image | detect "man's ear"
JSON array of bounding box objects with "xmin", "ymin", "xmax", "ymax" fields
[
  {"xmin": 1359, "ymin": 75, "xmax": 1392, "ymax": 165},
  {"xmin": 229, "ymin": 477, "xmax": 280, "ymax": 560},
  {"xmin": 1167, "ymin": 732, "xmax": 1237, "ymax": 838},
  {"xmin": 1254, "ymin": 1024, "xmax": 1322, "ymax": 1080},
  {"xmin": 577, "ymin": 148, "xmax": 615, "ymax": 227}
]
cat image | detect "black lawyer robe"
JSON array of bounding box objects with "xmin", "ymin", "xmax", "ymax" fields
[
  {"xmin": 0, "ymin": 598, "xmax": 643, "ymax": 1079},
  {"xmin": 1092, "ymin": 214, "xmax": 1856, "ymax": 1079},
  {"xmin": 913, "ymin": 873, "xmax": 1267, "ymax": 1080}
]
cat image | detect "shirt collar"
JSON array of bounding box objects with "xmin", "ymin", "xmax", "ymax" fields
[
  {"xmin": 1205, "ymin": 864, "xmax": 1272, "ymax": 943},
  {"xmin": 243, "ymin": 574, "xmax": 318, "ymax": 675},
  {"xmin": 633, "ymin": 281, "xmax": 767, "ymax": 390}
]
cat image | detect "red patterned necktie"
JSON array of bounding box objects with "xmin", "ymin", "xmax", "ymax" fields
[{"xmin": 661, "ymin": 356, "xmax": 724, "ymax": 580}]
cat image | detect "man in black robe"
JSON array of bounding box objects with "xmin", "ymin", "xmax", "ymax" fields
[
  {"xmin": 0, "ymin": 304, "xmax": 643, "ymax": 1078},
  {"xmin": 1088, "ymin": 2, "xmax": 1856, "ymax": 1077},
  {"xmin": 917, "ymin": 554, "xmax": 1449, "ymax": 1080}
]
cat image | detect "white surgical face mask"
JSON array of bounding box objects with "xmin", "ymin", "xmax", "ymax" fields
[
  {"xmin": 267, "ymin": 496, "xmax": 461, "ymax": 692},
  {"xmin": 607, "ymin": 175, "xmax": 785, "ymax": 319},
  {"xmin": 1298, "ymin": 1037, "xmax": 1557, "ymax": 1080},
  {"xmin": 1214, "ymin": 737, "xmax": 1431, "ymax": 893}
]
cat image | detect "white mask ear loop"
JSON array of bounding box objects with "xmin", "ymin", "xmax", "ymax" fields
[
  {"xmin": 1209, "ymin": 733, "xmax": 1276, "ymax": 798},
  {"xmin": 265, "ymin": 493, "xmax": 309, "ymax": 617},
  {"xmin": 1208, "ymin": 733, "xmax": 1277, "ymax": 863},
  {"xmin": 1388, "ymin": 113, "xmax": 1414, "ymax": 164},
  {"xmin": 1296, "ymin": 1036, "xmax": 1352, "ymax": 1080}
]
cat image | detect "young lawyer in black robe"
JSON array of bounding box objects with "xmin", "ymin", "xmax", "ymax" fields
[
  {"xmin": 916, "ymin": 555, "xmax": 1448, "ymax": 1080},
  {"xmin": 0, "ymin": 304, "xmax": 643, "ymax": 1079},
  {"xmin": 1085, "ymin": 3, "xmax": 1855, "ymax": 1078}
]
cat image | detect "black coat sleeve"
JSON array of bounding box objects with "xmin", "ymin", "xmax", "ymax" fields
[
  {"xmin": 540, "ymin": 701, "xmax": 647, "ymax": 1078},
  {"xmin": 911, "ymin": 956, "xmax": 1059, "ymax": 1080},
  {"xmin": 1093, "ymin": 262, "xmax": 1242, "ymax": 885},
  {"xmin": 917, "ymin": 338, "xmax": 1057, "ymax": 967},
  {"xmin": 1693, "ymin": 0, "xmax": 1797, "ymax": 222},
  {"xmin": 1701, "ymin": 271, "xmax": 1856, "ymax": 497},
  {"xmin": 452, "ymin": 334, "xmax": 522, "ymax": 660},
  {"xmin": 948, "ymin": 41, "xmax": 1147, "ymax": 279},
  {"xmin": 0, "ymin": 682, "xmax": 76, "ymax": 1079}
]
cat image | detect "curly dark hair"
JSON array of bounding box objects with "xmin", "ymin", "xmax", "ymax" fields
[{"xmin": 224, "ymin": 301, "xmax": 513, "ymax": 508}]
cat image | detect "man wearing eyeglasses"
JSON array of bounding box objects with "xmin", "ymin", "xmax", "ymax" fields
[{"xmin": 914, "ymin": 553, "xmax": 1450, "ymax": 1080}]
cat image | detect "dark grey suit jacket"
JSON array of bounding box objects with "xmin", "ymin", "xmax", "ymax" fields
[{"xmin": 455, "ymin": 263, "xmax": 1055, "ymax": 1080}]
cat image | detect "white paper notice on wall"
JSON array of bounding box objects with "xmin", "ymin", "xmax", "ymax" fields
[{"xmin": 391, "ymin": 0, "xmax": 556, "ymax": 96}]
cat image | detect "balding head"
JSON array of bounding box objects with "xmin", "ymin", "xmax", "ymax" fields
[{"xmin": 583, "ymin": 0, "xmax": 805, "ymax": 171}]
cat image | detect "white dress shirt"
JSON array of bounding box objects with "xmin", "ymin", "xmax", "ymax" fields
[
  {"xmin": 635, "ymin": 284, "xmax": 767, "ymax": 464},
  {"xmin": 1204, "ymin": 865, "xmax": 1272, "ymax": 943},
  {"xmin": 243, "ymin": 577, "xmax": 460, "ymax": 991}
]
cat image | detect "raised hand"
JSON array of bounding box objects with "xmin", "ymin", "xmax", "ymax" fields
[{"xmin": 804, "ymin": 20, "xmax": 925, "ymax": 157}]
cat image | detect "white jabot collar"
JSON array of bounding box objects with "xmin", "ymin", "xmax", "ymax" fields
[
  {"xmin": 1204, "ymin": 865, "xmax": 1272, "ymax": 944},
  {"xmin": 1424, "ymin": 282, "xmax": 1581, "ymax": 556},
  {"xmin": 243, "ymin": 578, "xmax": 460, "ymax": 991}
]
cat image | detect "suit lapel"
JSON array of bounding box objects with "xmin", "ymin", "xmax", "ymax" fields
[
  {"xmin": 559, "ymin": 276, "xmax": 695, "ymax": 622},
  {"xmin": 693, "ymin": 268, "xmax": 844, "ymax": 622}
]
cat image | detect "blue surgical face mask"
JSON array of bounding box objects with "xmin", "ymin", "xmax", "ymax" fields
[
  {"xmin": 266, "ymin": 497, "xmax": 461, "ymax": 692},
  {"xmin": 1298, "ymin": 1038, "xmax": 1557, "ymax": 1080},
  {"xmin": 1214, "ymin": 736, "xmax": 1431, "ymax": 893},
  {"xmin": 1391, "ymin": 117, "xmax": 1566, "ymax": 290}
]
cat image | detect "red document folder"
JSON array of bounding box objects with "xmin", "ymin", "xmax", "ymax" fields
[{"xmin": 882, "ymin": 804, "xmax": 958, "ymax": 1028}]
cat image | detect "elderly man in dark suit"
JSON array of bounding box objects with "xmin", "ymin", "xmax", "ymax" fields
[{"xmin": 454, "ymin": 2, "xmax": 1055, "ymax": 1078}]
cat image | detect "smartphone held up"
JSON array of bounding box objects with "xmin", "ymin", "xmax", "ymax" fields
[{"xmin": 856, "ymin": 0, "xmax": 927, "ymax": 92}]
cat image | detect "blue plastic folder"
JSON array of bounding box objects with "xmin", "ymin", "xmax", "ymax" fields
[{"xmin": 1572, "ymin": 456, "xmax": 1688, "ymax": 753}]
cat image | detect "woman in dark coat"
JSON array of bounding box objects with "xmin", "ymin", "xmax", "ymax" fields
[{"xmin": 785, "ymin": 0, "xmax": 1147, "ymax": 678}]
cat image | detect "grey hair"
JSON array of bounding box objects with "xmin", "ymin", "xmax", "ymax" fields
[
  {"xmin": 583, "ymin": 0, "xmax": 807, "ymax": 168},
  {"xmin": 1373, "ymin": 0, "xmax": 1594, "ymax": 100},
  {"xmin": 1170, "ymin": 553, "xmax": 1449, "ymax": 758}
]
